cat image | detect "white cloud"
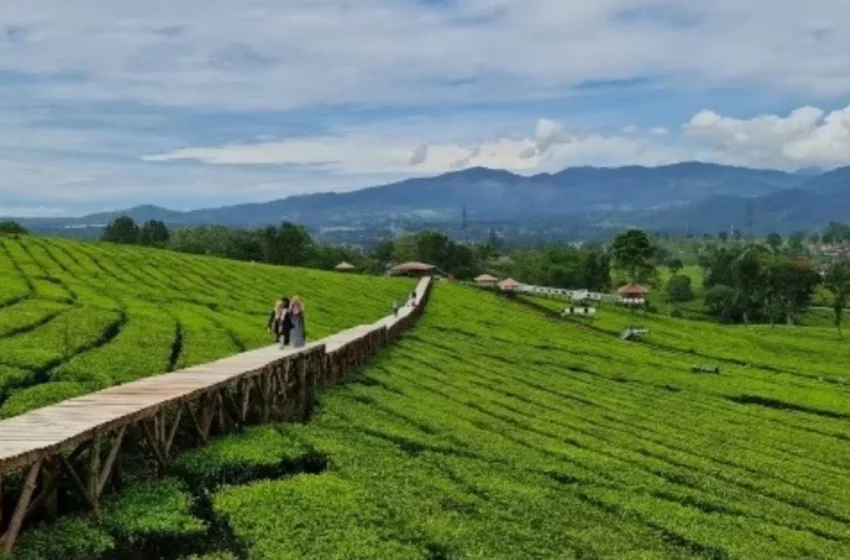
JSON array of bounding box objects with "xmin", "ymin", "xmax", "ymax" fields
[
  {"xmin": 1, "ymin": 0, "xmax": 850, "ymax": 111},
  {"xmin": 682, "ymin": 105, "xmax": 850, "ymax": 167},
  {"xmin": 143, "ymin": 117, "xmax": 685, "ymax": 176}
]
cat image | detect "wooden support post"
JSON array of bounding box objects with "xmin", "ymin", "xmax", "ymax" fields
[
  {"xmin": 41, "ymin": 457, "xmax": 59, "ymax": 520},
  {"xmin": 0, "ymin": 460, "xmax": 42, "ymax": 553},
  {"xmin": 59, "ymin": 455, "xmax": 96, "ymax": 511},
  {"xmin": 165, "ymin": 408, "xmax": 182, "ymax": 457},
  {"xmin": 140, "ymin": 420, "xmax": 168, "ymax": 473},
  {"xmin": 184, "ymin": 401, "xmax": 207, "ymax": 444},
  {"xmin": 98, "ymin": 426, "xmax": 126, "ymax": 496},
  {"xmin": 88, "ymin": 433, "xmax": 101, "ymax": 516}
]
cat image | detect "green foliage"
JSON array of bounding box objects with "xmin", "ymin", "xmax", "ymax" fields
[
  {"xmin": 824, "ymin": 260, "xmax": 850, "ymax": 335},
  {"xmin": 611, "ymin": 229, "xmax": 656, "ymax": 284},
  {"xmin": 11, "ymin": 516, "xmax": 115, "ymax": 560},
  {"xmin": 173, "ymin": 426, "xmax": 318, "ymax": 488},
  {"xmin": 139, "ymin": 219, "xmax": 171, "ymax": 247},
  {"xmin": 158, "ymin": 287, "xmax": 850, "ymax": 558},
  {"xmin": 101, "ymin": 477, "xmax": 206, "ymax": 541},
  {"xmin": 766, "ymin": 232, "xmax": 783, "ymax": 250},
  {"xmin": 0, "ymin": 220, "xmax": 28, "ymax": 235},
  {"xmin": 215, "ymin": 474, "xmax": 426, "ymax": 560},
  {"xmin": 665, "ymin": 274, "xmax": 694, "ymax": 303},
  {"xmin": 0, "ymin": 381, "xmax": 90, "ymax": 418},
  {"xmin": 102, "ymin": 216, "xmax": 141, "ymax": 244},
  {"xmin": 179, "ymin": 553, "xmax": 238, "ymax": 560}
]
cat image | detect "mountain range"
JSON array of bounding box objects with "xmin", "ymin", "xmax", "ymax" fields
[{"xmin": 11, "ymin": 161, "xmax": 850, "ymax": 238}]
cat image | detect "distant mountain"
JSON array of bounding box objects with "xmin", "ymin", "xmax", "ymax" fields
[
  {"xmin": 16, "ymin": 162, "xmax": 813, "ymax": 233},
  {"xmin": 633, "ymin": 166, "xmax": 850, "ymax": 234}
]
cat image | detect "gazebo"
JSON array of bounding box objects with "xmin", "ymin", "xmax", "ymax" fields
[
  {"xmin": 334, "ymin": 261, "xmax": 356, "ymax": 272},
  {"xmin": 389, "ymin": 261, "xmax": 435, "ymax": 278},
  {"xmin": 474, "ymin": 273, "xmax": 499, "ymax": 287},
  {"xmin": 617, "ymin": 283, "xmax": 649, "ymax": 306},
  {"xmin": 498, "ymin": 278, "xmax": 521, "ymax": 292}
]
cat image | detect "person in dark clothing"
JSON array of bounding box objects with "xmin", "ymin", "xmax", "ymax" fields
[
  {"xmin": 267, "ymin": 297, "xmax": 292, "ymax": 345},
  {"xmin": 279, "ymin": 297, "xmax": 293, "ymax": 347}
]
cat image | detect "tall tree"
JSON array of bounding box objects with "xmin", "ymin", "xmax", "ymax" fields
[
  {"xmin": 139, "ymin": 219, "xmax": 170, "ymax": 248},
  {"xmin": 102, "ymin": 216, "xmax": 140, "ymax": 245},
  {"xmin": 824, "ymin": 261, "xmax": 850, "ymax": 337},
  {"xmin": 0, "ymin": 220, "xmax": 27, "ymax": 235},
  {"xmin": 611, "ymin": 229, "xmax": 655, "ymax": 284},
  {"xmin": 766, "ymin": 233, "xmax": 783, "ymax": 252}
]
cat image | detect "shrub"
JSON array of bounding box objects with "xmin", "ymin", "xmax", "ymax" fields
[{"xmin": 11, "ymin": 516, "xmax": 114, "ymax": 560}]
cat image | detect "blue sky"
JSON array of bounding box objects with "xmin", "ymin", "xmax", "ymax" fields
[{"xmin": 2, "ymin": 0, "xmax": 850, "ymax": 217}]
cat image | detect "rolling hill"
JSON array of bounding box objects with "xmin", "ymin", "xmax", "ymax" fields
[
  {"xmin": 12, "ymin": 280, "xmax": 850, "ymax": 559},
  {"xmin": 0, "ymin": 234, "xmax": 412, "ymax": 419}
]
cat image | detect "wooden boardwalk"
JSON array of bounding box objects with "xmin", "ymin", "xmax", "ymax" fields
[{"xmin": 0, "ymin": 276, "xmax": 432, "ymax": 550}]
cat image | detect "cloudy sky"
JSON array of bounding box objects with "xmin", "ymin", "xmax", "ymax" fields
[{"xmin": 3, "ymin": 0, "xmax": 850, "ymax": 217}]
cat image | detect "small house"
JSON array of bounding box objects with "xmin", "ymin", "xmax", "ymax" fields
[
  {"xmin": 334, "ymin": 261, "xmax": 356, "ymax": 273},
  {"xmin": 474, "ymin": 273, "xmax": 499, "ymax": 287}
]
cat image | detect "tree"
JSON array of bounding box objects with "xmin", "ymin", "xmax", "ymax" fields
[
  {"xmin": 824, "ymin": 261, "xmax": 850, "ymax": 337},
  {"xmin": 705, "ymin": 285, "xmax": 740, "ymax": 323},
  {"xmin": 788, "ymin": 231, "xmax": 807, "ymax": 253},
  {"xmin": 665, "ymin": 274, "xmax": 694, "ymax": 303},
  {"xmin": 139, "ymin": 220, "xmax": 170, "ymax": 248},
  {"xmin": 667, "ymin": 258, "xmax": 683, "ymax": 274},
  {"xmin": 611, "ymin": 229, "xmax": 656, "ymax": 284},
  {"xmin": 0, "ymin": 220, "xmax": 27, "ymax": 235},
  {"xmin": 102, "ymin": 216, "xmax": 140, "ymax": 244},
  {"xmin": 766, "ymin": 232, "xmax": 783, "ymax": 252}
]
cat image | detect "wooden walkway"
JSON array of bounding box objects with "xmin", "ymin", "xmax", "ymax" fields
[{"xmin": 0, "ymin": 276, "xmax": 432, "ymax": 550}]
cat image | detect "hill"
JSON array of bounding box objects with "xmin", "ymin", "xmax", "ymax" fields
[
  {"xmin": 0, "ymin": 234, "xmax": 411, "ymax": 419},
  {"xmin": 17, "ymin": 283, "xmax": 850, "ymax": 559},
  {"xmin": 14, "ymin": 162, "xmax": 812, "ymax": 235}
]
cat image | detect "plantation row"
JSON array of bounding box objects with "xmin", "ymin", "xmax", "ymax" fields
[
  {"xmin": 0, "ymin": 235, "xmax": 411, "ymax": 418},
  {"xmin": 14, "ymin": 284, "xmax": 850, "ymax": 559}
]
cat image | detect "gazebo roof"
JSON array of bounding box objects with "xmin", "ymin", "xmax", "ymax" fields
[
  {"xmin": 334, "ymin": 261, "xmax": 355, "ymax": 271},
  {"xmin": 474, "ymin": 273, "xmax": 499, "ymax": 282},
  {"xmin": 391, "ymin": 261, "xmax": 435, "ymax": 273},
  {"xmin": 498, "ymin": 277, "xmax": 521, "ymax": 290},
  {"xmin": 617, "ymin": 283, "xmax": 650, "ymax": 296}
]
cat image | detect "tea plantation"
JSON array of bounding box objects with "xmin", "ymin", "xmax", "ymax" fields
[
  {"xmin": 0, "ymin": 235, "xmax": 411, "ymax": 418},
  {"xmin": 13, "ymin": 281, "xmax": 850, "ymax": 559}
]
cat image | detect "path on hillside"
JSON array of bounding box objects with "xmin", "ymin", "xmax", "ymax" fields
[{"xmin": 0, "ymin": 276, "xmax": 432, "ymax": 551}]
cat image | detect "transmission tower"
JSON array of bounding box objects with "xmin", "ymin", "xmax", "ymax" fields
[
  {"xmin": 461, "ymin": 204, "xmax": 468, "ymax": 242},
  {"xmin": 745, "ymin": 199, "xmax": 755, "ymax": 240}
]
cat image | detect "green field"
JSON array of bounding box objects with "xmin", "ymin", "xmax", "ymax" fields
[
  {"xmin": 16, "ymin": 279, "xmax": 850, "ymax": 559},
  {"xmin": 0, "ymin": 235, "xmax": 411, "ymax": 418}
]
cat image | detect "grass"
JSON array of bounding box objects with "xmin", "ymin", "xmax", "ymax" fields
[
  {"xmin": 12, "ymin": 267, "xmax": 850, "ymax": 558},
  {"xmin": 0, "ymin": 234, "xmax": 412, "ymax": 417}
]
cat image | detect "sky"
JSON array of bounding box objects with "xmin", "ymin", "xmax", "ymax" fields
[{"xmin": 3, "ymin": 0, "xmax": 850, "ymax": 217}]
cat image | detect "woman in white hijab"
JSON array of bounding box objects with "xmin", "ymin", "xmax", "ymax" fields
[{"xmin": 289, "ymin": 296, "xmax": 306, "ymax": 348}]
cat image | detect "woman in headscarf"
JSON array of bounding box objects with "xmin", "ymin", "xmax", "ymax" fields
[{"xmin": 289, "ymin": 296, "xmax": 306, "ymax": 348}]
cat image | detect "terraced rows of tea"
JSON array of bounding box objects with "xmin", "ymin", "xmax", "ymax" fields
[
  {"xmin": 19, "ymin": 283, "xmax": 850, "ymax": 559},
  {"xmin": 0, "ymin": 235, "xmax": 410, "ymax": 419}
]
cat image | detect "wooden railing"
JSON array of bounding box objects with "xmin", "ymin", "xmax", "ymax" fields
[{"xmin": 0, "ymin": 276, "xmax": 432, "ymax": 551}]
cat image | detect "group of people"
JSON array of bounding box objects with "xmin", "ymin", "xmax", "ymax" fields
[
  {"xmin": 271, "ymin": 289, "xmax": 415, "ymax": 349},
  {"xmin": 267, "ymin": 296, "xmax": 306, "ymax": 349}
]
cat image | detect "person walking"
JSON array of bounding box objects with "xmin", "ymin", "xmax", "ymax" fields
[
  {"xmin": 278, "ymin": 297, "xmax": 293, "ymax": 348},
  {"xmin": 289, "ymin": 296, "xmax": 306, "ymax": 348},
  {"xmin": 267, "ymin": 299, "xmax": 284, "ymax": 342},
  {"xmin": 392, "ymin": 299, "xmax": 400, "ymax": 316}
]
